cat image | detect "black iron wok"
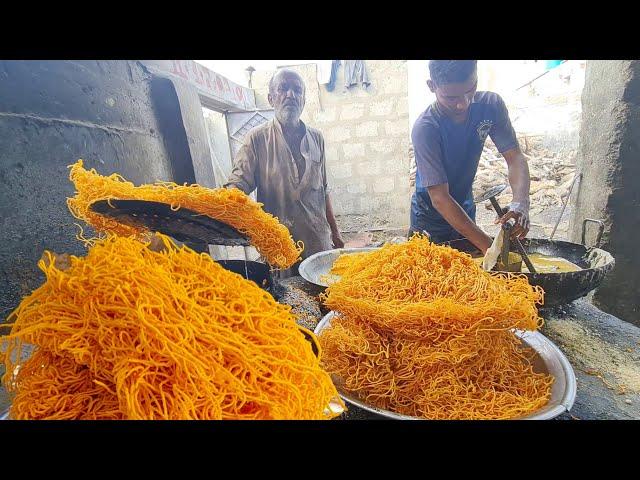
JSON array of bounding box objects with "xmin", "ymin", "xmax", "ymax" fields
[{"xmin": 445, "ymin": 236, "xmax": 615, "ymax": 307}]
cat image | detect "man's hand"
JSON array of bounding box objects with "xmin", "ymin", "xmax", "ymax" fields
[
  {"xmin": 332, "ymin": 231, "xmax": 345, "ymax": 249},
  {"xmin": 495, "ymin": 201, "xmax": 530, "ymax": 240},
  {"xmin": 501, "ymin": 148, "xmax": 531, "ymax": 240}
]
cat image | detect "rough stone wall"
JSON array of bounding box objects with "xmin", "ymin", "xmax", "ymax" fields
[
  {"xmin": 0, "ymin": 60, "xmax": 191, "ymax": 321},
  {"xmin": 252, "ymin": 61, "xmax": 411, "ymax": 230},
  {"xmin": 570, "ymin": 60, "xmax": 640, "ymax": 325}
]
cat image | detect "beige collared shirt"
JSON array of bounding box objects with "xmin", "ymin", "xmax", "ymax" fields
[{"xmin": 224, "ymin": 119, "xmax": 333, "ymax": 262}]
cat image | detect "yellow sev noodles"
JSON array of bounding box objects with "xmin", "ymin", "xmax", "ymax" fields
[
  {"xmin": 319, "ymin": 252, "xmax": 372, "ymax": 285},
  {"xmin": 317, "ymin": 235, "xmax": 553, "ymax": 419},
  {"xmin": 330, "ymin": 252, "xmax": 371, "ymax": 276},
  {"xmin": 1, "ymin": 234, "xmax": 343, "ymax": 420},
  {"xmin": 66, "ymin": 160, "xmax": 303, "ymax": 269}
]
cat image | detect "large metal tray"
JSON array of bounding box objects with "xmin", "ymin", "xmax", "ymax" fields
[{"xmin": 315, "ymin": 311, "xmax": 577, "ymax": 420}]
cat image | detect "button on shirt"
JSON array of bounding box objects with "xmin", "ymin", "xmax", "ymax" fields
[{"xmin": 224, "ymin": 118, "xmax": 333, "ymax": 260}]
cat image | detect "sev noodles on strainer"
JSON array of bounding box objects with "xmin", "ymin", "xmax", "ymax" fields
[{"xmin": 67, "ymin": 160, "xmax": 303, "ymax": 269}]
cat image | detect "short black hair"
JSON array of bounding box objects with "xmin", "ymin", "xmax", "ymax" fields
[{"xmin": 429, "ymin": 60, "xmax": 477, "ymax": 86}]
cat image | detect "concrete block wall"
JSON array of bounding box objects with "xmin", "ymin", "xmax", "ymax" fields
[
  {"xmin": 569, "ymin": 60, "xmax": 640, "ymax": 326},
  {"xmin": 0, "ymin": 60, "xmax": 197, "ymax": 321},
  {"xmin": 252, "ymin": 61, "xmax": 411, "ymax": 230}
]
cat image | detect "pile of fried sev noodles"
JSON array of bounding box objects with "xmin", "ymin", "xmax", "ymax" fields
[
  {"xmin": 1, "ymin": 234, "xmax": 343, "ymax": 419},
  {"xmin": 317, "ymin": 235, "xmax": 554, "ymax": 420},
  {"xmin": 67, "ymin": 160, "xmax": 303, "ymax": 269},
  {"xmin": 319, "ymin": 251, "xmax": 371, "ymax": 285}
]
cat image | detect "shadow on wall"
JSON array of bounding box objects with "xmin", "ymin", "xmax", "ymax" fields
[
  {"xmin": 149, "ymin": 75, "xmax": 197, "ymax": 186},
  {"xmin": 0, "ymin": 60, "xmax": 201, "ymax": 322}
]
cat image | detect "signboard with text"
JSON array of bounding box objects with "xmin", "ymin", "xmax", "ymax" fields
[{"xmin": 142, "ymin": 60, "xmax": 256, "ymax": 112}]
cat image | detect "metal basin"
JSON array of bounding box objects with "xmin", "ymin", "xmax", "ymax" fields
[
  {"xmin": 315, "ymin": 311, "xmax": 577, "ymax": 420},
  {"xmin": 298, "ymin": 247, "xmax": 379, "ymax": 288}
]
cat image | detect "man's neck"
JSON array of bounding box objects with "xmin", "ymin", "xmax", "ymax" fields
[
  {"xmin": 278, "ymin": 117, "xmax": 304, "ymax": 136},
  {"xmin": 434, "ymin": 101, "xmax": 468, "ymax": 124}
]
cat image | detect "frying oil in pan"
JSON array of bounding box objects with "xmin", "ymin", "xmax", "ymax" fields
[{"xmin": 473, "ymin": 253, "xmax": 581, "ymax": 273}]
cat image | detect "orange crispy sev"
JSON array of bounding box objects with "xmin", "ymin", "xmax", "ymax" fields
[
  {"xmin": 67, "ymin": 160, "xmax": 303, "ymax": 269},
  {"xmin": 317, "ymin": 235, "xmax": 553, "ymax": 419},
  {"xmin": 2, "ymin": 234, "xmax": 342, "ymax": 420}
]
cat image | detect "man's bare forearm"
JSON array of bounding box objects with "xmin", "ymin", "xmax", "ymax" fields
[
  {"xmin": 498, "ymin": 149, "xmax": 531, "ymax": 238},
  {"xmin": 325, "ymin": 195, "xmax": 340, "ymax": 235},
  {"xmin": 505, "ymin": 150, "xmax": 530, "ymax": 206},
  {"xmin": 429, "ymin": 187, "xmax": 492, "ymax": 253},
  {"xmin": 325, "ymin": 194, "xmax": 344, "ymax": 248}
]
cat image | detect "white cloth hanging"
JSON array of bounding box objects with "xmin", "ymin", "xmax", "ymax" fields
[{"xmin": 316, "ymin": 60, "xmax": 333, "ymax": 84}]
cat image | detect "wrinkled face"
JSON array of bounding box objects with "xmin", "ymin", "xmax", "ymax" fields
[
  {"xmin": 428, "ymin": 71, "xmax": 478, "ymax": 121},
  {"xmin": 268, "ymin": 71, "xmax": 306, "ymax": 125}
]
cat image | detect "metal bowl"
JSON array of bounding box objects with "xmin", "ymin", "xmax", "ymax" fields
[
  {"xmin": 299, "ymin": 247, "xmax": 380, "ymax": 288},
  {"xmin": 315, "ymin": 311, "xmax": 577, "ymax": 420}
]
